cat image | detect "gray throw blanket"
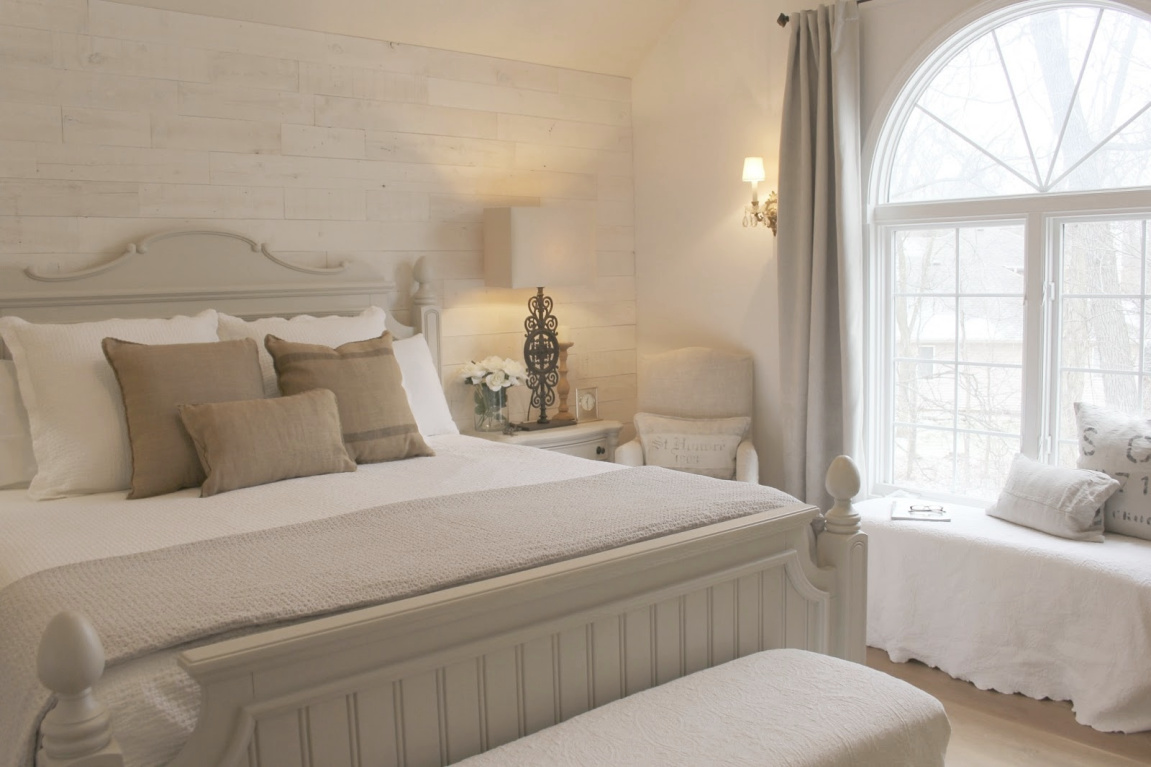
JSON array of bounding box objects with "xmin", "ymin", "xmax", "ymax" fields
[{"xmin": 1, "ymin": 467, "xmax": 798, "ymax": 767}]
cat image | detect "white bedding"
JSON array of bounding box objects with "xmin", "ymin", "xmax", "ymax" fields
[
  {"xmin": 861, "ymin": 498, "xmax": 1151, "ymax": 733},
  {"xmin": 0, "ymin": 435, "xmax": 616, "ymax": 588},
  {"xmin": 1, "ymin": 435, "xmax": 620, "ymax": 767}
]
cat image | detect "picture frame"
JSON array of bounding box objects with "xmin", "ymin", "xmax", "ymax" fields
[{"xmin": 575, "ymin": 386, "xmax": 600, "ymax": 422}]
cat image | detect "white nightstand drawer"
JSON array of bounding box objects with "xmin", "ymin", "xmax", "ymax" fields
[
  {"xmin": 544, "ymin": 436, "xmax": 611, "ymax": 461},
  {"xmin": 469, "ymin": 420, "xmax": 622, "ymax": 462}
]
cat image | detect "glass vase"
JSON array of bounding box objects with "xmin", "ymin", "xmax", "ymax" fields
[{"xmin": 474, "ymin": 384, "xmax": 509, "ymax": 432}]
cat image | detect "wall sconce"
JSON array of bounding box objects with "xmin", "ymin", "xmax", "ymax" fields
[{"xmin": 741, "ymin": 156, "xmax": 778, "ymax": 235}]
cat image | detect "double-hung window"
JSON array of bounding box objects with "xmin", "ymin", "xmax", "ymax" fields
[{"xmin": 869, "ymin": 1, "xmax": 1151, "ymax": 502}]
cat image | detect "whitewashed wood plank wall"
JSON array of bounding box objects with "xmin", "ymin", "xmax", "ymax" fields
[{"xmin": 0, "ymin": 0, "xmax": 637, "ymax": 432}]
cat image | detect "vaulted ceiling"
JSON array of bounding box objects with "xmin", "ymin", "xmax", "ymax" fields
[{"xmin": 110, "ymin": 0, "xmax": 690, "ymax": 76}]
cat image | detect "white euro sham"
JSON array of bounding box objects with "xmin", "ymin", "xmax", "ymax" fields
[{"xmin": 0, "ymin": 311, "xmax": 219, "ymax": 499}]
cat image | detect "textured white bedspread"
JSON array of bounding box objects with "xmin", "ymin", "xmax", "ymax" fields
[
  {"xmin": 0, "ymin": 436, "xmax": 619, "ymax": 767},
  {"xmin": 0, "ymin": 435, "xmax": 617, "ymax": 588},
  {"xmin": 861, "ymin": 498, "xmax": 1151, "ymax": 733},
  {"xmin": 453, "ymin": 649, "xmax": 951, "ymax": 767}
]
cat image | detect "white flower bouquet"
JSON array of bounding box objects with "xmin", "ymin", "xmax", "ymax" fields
[
  {"xmin": 460, "ymin": 356, "xmax": 528, "ymax": 390},
  {"xmin": 462, "ymin": 356, "xmax": 528, "ymax": 431}
]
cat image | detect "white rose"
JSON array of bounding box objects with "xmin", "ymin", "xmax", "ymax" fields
[
  {"xmin": 460, "ymin": 362, "xmax": 483, "ymax": 384},
  {"xmin": 486, "ymin": 370, "xmax": 507, "ymax": 390},
  {"xmin": 480, "ymin": 355, "xmax": 504, "ymax": 372}
]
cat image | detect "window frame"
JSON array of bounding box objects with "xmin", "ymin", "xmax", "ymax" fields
[
  {"xmin": 870, "ymin": 193, "xmax": 1151, "ymax": 502},
  {"xmin": 870, "ymin": 0, "xmax": 1151, "ymax": 502}
]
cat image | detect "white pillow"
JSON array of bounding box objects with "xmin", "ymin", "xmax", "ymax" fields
[
  {"xmin": 634, "ymin": 413, "xmax": 751, "ymax": 480},
  {"xmin": 986, "ymin": 453, "xmax": 1118, "ymax": 542},
  {"xmin": 0, "ymin": 360, "xmax": 36, "ymax": 489},
  {"xmin": 1075, "ymin": 402, "xmax": 1151, "ymax": 540},
  {"xmin": 393, "ymin": 334, "xmax": 458, "ymax": 436},
  {"xmin": 0, "ymin": 310, "xmax": 219, "ymax": 499},
  {"xmin": 218, "ymin": 307, "xmax": 388, "ymax": 397}
]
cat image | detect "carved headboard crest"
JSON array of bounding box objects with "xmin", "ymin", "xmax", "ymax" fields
[{"xmin": 0, "ymin": 229, "xmax": 441, "ymax": 369}]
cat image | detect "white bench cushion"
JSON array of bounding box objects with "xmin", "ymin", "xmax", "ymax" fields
[
  {"xmin": 453, "ymin": 649, "xmax": 950, "ymax": 767},
  {"xmin": 862, "ymin": 498, "xmax": 1151, "ymax": 732}
]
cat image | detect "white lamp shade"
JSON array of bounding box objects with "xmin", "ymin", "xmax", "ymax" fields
[
  {"xmin": 483, "ymin": 207, "xmax": 597, "ymax": 289},
  {"xmin": 742, "ymin": 157, "xmax": 766, "ymax": 184}
]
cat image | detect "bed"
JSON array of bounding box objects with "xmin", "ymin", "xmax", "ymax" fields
[
  {"xmin": 861, "ymin": 498, "xmax": 1151, "ymax": 733},
  {"xmin": 0, "ymin": 230, "xmax": 869, "ymax": 767}
]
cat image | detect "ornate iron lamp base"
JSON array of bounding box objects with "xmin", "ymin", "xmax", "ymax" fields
[{"xmin": 519, "ymin": 286, "xmax": 575, "ymax": 429}]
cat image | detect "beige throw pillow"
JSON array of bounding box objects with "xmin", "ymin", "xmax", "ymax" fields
[
  {"xmin": 179, "ymin": 389, "xmax": 356, "ymax": 497},
  {"xmin": 986, "ymin": 454, "xmax": 1119, "ymax": 542},
  {"xmin": 634, "ymin": 413, "xmax": 751, "ymax": 480},
  {"xmin": 265, "ymin": 332, "xmax": 434, "ymax": 464},
  {"xmin": 102, "ymin": 338, "xmax": 265, "ymax": 499},
  {"xmin": 1075, "ymin": 402, "xmax": 1151, "ymax": 540},
  {"xmin": 217, "ymin": 308, "xmax": 388, "ymax": 397}
]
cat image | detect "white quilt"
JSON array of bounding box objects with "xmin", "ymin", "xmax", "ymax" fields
[
  {"xmin": 454, "ymin": 649, "xmax": 951, "ymax": 767},
  {"xmin": 0, "ymin": 436, "xmax": 620, "ymax": 767},
  {"xmin": 862, "ymin": 498, "xmax": 1151, "ymax": 733}
]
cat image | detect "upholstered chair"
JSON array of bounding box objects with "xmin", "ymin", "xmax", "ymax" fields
[{"xmin": 616, "ymin": 347, "xmax": 758, "ymax": 483}]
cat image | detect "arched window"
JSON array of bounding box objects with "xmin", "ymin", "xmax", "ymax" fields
[{"xmin": 870, "ymin": 1, "xmax": 1151, "ymax": 501}]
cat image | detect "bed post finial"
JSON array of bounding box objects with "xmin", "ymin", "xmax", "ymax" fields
[
  {"xmin": 36, "ymin": 611, "xmax": 123, "ymax": 767},
  {"xmin": 412, "ymin": 256, "xmax": 437, "ymax": 307},
  {"xmin": 817, "ymin": 455, "xmax": 867, "ymax": 664},
  {"xmin": 824, "ymin": 455, "xmax": 861, "ymax": 535}
]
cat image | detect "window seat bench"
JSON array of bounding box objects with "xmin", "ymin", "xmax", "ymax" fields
[{"xmin": 860, "ymin": 497, "xmax": 1151, "ymax": 733}]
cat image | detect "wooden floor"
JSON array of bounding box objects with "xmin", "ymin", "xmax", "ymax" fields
[{"xmin": 867, "ymin": 648, "xmax": 1151, "ymax": 766}]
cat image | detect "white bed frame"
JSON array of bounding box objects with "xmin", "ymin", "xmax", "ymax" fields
[{"xmin": 2, "ymin": 231, "xmax": 867, "ymax": 767}]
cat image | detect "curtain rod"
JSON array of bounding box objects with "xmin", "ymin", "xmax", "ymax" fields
[{"xmin": 777, "ymin": 0, "xmax": 870, "ymax": 28}]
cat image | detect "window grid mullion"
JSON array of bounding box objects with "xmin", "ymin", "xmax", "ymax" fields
[
  {"xmin": 1042, "ymin": 8, "xmax": 1104, "ymax": 190},
  {"xmin": 894, "ymin": 292, "xmax": 1022, "ymax": 299},
  {"xmin": 1142, "ymin": 220, "xmax": 1148, "ymax": 400},
  {"xmin": 893, "ymin": 358, "xmax": 1023, "ymax": 370},
  {"xmin": 1059, "ymin": 366, "xmax": 1145, "ymax": 377},
  {"xmin": 952, "ymin": 227, "xmax": 961, "ymax": 494},
  {"xmin": 1047, "ymin": 219, "xmax": 1064, "ymax": 462},
  {"xmin": 893, "ymin": 422, "xmax": 1020, "ymax": 440},
  {"xmin": 887, "ymin": 228, "xmax": 898, "ymax": 488}
]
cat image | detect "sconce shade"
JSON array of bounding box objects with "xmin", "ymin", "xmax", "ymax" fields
[
  {"xmin": 742, "ymin": 157, "xmax": 766, "ymax": 184},
  {"xmin": 483, "ymin": 207, "xmax": 596, "ymax": 289}
]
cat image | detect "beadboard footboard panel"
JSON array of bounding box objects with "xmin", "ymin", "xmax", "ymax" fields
[
  {"xmin": 244, "ymin": 553, "xmax": 825, "ymax": 767},
  {"xmin": 169, "ymin": 506, "xmax": 838, "ymax": 767}
]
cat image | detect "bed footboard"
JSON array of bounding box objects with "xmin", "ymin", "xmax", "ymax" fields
[{"xmin": 36, "ymin": 458, "xmax": 864, "ymax": 767}]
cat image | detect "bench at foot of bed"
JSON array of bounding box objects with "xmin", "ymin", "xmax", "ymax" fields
[{"xmin": 452, "ymin": 648, "xmax": 951, "ymax": 767}]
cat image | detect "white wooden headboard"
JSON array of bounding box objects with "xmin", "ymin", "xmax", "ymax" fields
[{"xmin": 0, "ymin": 229, "xmax": 441, "ymax": 367}]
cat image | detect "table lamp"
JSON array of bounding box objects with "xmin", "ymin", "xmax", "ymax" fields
[{"xmin": 483, "ymin": 207, "xmax": 596, "ymax": 429}]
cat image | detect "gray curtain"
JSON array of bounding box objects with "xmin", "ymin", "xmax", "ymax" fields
[{"xmin": 777, "ymin": 0, "xmax": 864, "ymax": 508}]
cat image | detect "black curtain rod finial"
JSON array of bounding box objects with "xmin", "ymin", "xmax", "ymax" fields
[{"xmin": 777, "ymin": 12, "xmax": 790, "ymax": 27}]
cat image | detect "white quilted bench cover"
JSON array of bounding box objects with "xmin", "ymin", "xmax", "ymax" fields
[{"xmin": 453, "ymin": 649, "xmax": 951, "ymax": 767}]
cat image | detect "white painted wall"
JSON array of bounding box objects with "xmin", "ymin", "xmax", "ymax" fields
[
  {"xmin": 0, "ymin": 0, "xmax": 637, "ymax": 433},
  {"xmin": 632, "ymin": 0, "xmax": 799, "ymax": 486},
  {"xmin": 631, "ymin": 0, "xmax": 1027, "ymax": 486}
]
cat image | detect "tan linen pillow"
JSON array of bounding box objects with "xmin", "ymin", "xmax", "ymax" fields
[
  {"xmin": 265, "ymin": 332, "xmax": 434, "ymax": 464},
  {"xmin": 178, "ymin": 389, "xmax": 356, "ymax": 497},
  {"xmin": 102, "ymin": 337, "xmax": 265, "ymax": 499},
  {"xmin": 217, "ymin": 308, "xmax": 388, "ymax": 397}
]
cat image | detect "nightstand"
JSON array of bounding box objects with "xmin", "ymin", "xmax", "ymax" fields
[{"xmin": 471, "ymin": 420, "xmax": 622, "ymax": 462}]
